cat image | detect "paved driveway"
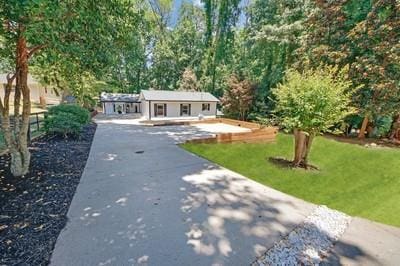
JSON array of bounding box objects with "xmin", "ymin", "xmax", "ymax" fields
[
  {"xmin": 50, "ymin": 117, "xmax": 400, "ymax": 266},
  {"xmin": 50, "ymin": 118, "xmax": 315, "ymax": 265}
]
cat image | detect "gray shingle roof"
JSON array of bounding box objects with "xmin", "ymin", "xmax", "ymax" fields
[
  {"xmin": 140, "ymin": 90, "xmax": 219, "ymax": 102},
  {"xmin": 100, "ymin": 92, "xmax": 139, "ymax": 102}
]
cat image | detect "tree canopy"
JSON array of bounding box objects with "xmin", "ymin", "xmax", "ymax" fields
[{"xmin": 1, "ymin": 0, "xmax": 399, "ymax": 175}]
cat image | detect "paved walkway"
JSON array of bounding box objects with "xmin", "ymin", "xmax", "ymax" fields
[{"xmin": 50, "ymin": 117, "xmax": 400, "ymax": 266}]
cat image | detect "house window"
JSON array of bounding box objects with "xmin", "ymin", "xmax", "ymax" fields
[
  {"xmin": 202, "ymin": 103, "xmax": 210, "ymax": 111},
  {"xmin": 154, "ymin": 103, "xmax": 166, "ymax": 117},
  {"xmin": 180, "ymin": 104, "xmax": 191, "ymax": 116}
]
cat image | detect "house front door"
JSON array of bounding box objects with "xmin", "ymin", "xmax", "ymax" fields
[{"xmin": 114, "ymin": 103, "xmax": 125, "ymax": 114}]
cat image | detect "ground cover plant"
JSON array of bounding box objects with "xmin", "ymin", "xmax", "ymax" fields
[{"xmin": 182, "ymin": 134, "xmax": 400, "ymax": 227}]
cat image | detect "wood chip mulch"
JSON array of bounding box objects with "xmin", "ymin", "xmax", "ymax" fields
[{"xmin": 0, "ymin": 123, "xmax": 97, "ymax": 266}]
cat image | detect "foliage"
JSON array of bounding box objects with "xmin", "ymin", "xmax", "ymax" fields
[
  {"xmin": 274, "ymin": 66, "xmax": 354, "ymax": 134},
  {"xmin": 372, "ymin": 116, "xmax": 393, "ymax": 138},
  {"xmin": 150, "ymin": 3, "xmax": 205, "ymax": 91},
  {"xmin": 44, "ymin": 112, "xmax": 83, "ymax": 138},
  {"xmin": 348, "ymin": 0, "xmax": 400, "ymax": 117},
  {"xmin": 299, "ymin": 0, "xmax": 400, "ymax": 121},
  {"xmin": 221, "ymin": 75, "xmax": 255, "ymax": 121},
  {"xmin": 274, "ymin": 65, "xmax": 354, "ymax": 167},
  {"xmin": 199, "ymin": 0, "xmax": 242, "ymax": 95},
  {"xmin": 245, "ymin": 0, "xmax": 308, "ymax": 87},
  {"xmin": 182, "ymin": 134, "xmax": 400, "ymax": 227},
  {"xmin": 44, "ymin": 105, "xmax": 90, "ymax": 137},
  {"xmin": 0, "ymin": 0, "xmax": 137, "ymax": 176},
  {"xmin": 46, "ymin": 104, "xmax": 90, "ymax": 125},
  {"xmin": 178, "ymin": 68, "xmax": 199, "ymax": 92}
]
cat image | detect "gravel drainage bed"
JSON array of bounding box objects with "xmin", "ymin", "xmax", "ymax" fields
[
  {"xmin": 0, "ymin": 123, "xmax": 96, "ymax": 266},
  {"xmin": 255, "ymin": 205, "xmax": 351, "ymax": 266}
]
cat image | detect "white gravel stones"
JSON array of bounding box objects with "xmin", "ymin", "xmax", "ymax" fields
[{"xmin": 255, "ymin": 205, "xmax": 351, "ymax": 266}]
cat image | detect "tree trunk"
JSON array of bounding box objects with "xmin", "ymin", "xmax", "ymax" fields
[
  {"xmin": 389, "ymin": 114, "xmax": 400, "ymax": 140},
  {"xmin": 10, "ymin": 29, "xmax": 31, "ymax": 177},
  {"xmin": 293, "ymin": 129, "xmax": 314, "ymax": 168},
  {"xmin": 358, "ymin": 116, "xmax": 369, "ymax": 139}
]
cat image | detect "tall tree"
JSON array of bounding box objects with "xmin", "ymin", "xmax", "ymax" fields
[
  {"xmin": 299, "ymin": 0, "xmax": 400, "ymax": 138},
  {"xmin": 0, "ymin": 0, "xmax": 134, "ymax": 176},
  {"xmin": 241, "ymin": 0, "xmax": 309, "ymax": 116},
  {"xmin": 348, "ymin": 0, "xmax": 400, "ymax": 138},
  {"xmin": 200, "ymin": 0, "xmax": 241, "ymax": 95},
  {"xmin": 150, "ymin": 3, "xmax": 205, "ymax": 90}
]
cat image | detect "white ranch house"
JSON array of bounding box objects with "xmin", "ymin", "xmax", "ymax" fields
[{"xmin": 100, "ymin": 90, "xmax": 219, "ymax": 120}]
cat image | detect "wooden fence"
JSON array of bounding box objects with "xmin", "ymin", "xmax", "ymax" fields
[
  {"xmin": 0, "ymin": 111, "xmax": 46, "ymax": 144},
  {"xmin": 188, "ymin": 118, "xmax": 278, "ymax": 144}
]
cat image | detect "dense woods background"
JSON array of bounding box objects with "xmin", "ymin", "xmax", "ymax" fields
[
  {"xmin": 85, "ymin": 0, "xmax": 399, "ymax": 139},
  {"xmin": 1, "ymin": 0, "xmax": 399, "ymax": 175}
]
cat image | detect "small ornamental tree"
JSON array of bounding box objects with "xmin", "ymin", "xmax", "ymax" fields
[
  {"xmin": 221, "ymin": 75, "xmax": 255, "ymax": 121},
  {"xmin": 274, "ymin": 66, "xmax": 353, "ymax": 168}
]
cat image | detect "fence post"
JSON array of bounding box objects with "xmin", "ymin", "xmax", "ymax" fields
[
  {"xmin": 28, "ymin": 121, "xmax": 31, "ymax": 144},
  {"xmin": 36, "ymin": 113, "xmax": 39, "ymax": 131}
]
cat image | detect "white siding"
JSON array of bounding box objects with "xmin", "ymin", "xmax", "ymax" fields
[
  {"xmin": 141, "ymin": 101, "xmax": 149, "ymax": 119},
  {"xmin": 145, "ymin": 101, "xmax": 217, "ymax": 120},
  {"xmin": 0, "ymin": 83, "xmax": 61, "ymax": 105},
  {"xmin": 104, "ymin": 102, "xmax": 115, "ymax": 115}
]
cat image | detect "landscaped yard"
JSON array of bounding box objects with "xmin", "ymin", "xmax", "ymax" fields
[{"xmin": 182, "ymin": 133, "xmax": 400, "ymax": 227}]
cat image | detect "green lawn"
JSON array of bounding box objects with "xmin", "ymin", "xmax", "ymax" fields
[{"xmin": 182, "ymin": 134, "xmax": 400, "ymax": 227}]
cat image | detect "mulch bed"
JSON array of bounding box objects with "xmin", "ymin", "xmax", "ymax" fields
[
  {"xmin": 0, "ymin": 123, "xmax": 97, "ymax": 266},
  {"xmin": 325, "ymin": 133, "xmax": 400, "ymax": 148},
  {"xmin": 268, "ymin": 157, "xmax": 319, "ymax": 171}
]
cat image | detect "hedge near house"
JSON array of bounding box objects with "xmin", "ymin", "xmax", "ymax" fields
[{"xmin": 274, "ymin": 66, "xmax": 354, "ymax": 168}]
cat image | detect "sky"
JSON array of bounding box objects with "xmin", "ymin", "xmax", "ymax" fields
[{"xmin": 170, "ymin": 0, "xmax": 201, "ymax": 26}]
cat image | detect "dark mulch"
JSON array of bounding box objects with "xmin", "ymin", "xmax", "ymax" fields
[
  {"xmin": 325, "ymin": 133, "xmax": 400, "ymax": 148},
  {"xmin": 0, "ymin": 123, "xmax": 97, "ymax": 266},
  {"xmin": 268, "ymin": 157, "xmax": 319, "ymax": 171}
]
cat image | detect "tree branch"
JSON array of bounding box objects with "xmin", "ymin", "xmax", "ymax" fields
[
  {"xmin": 28, "ymin": 44, "xmax": 47, "ymax": 58},
  {"xmin": 6, "ymin": 73, "xmax": 16, "ymax": 83}
]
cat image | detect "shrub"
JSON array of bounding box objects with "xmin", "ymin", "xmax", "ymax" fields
[
  {"xmin": 372, "ymin": 116, "xmax": 393, "ymax": 138},
  {"xmin": 47, "ymin": 104, "xmax": 90, "ymax": 125},
  {"xmin": 44, "ymin": 104, "xmax": 90, "ymax": 137}
]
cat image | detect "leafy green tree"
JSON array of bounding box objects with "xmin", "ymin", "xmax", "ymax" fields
[
  {"xmin": 200, "ymin": 0, "xmax": 241, "ymax": 95},
  {"xmin": 299, "ymin": 0, "xmax": 400, "ymax": 138},
  {"xmin": 348, "ymin": 0, "xmax": 400, "ymax": 138},
  {"xmin": 231, "ymin": 0, "xmax": 308, "ymax": 118},
  {"xmin": 0, "ymin": 0, "xmax": 134, "ymax": 176},
  {"xmin": 274, "ymin": 66, "xmax": 353, "ymax": 168},
  {"xmin": 150, "ymin": 3, "xmax": 205, "ymax": 90}
]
